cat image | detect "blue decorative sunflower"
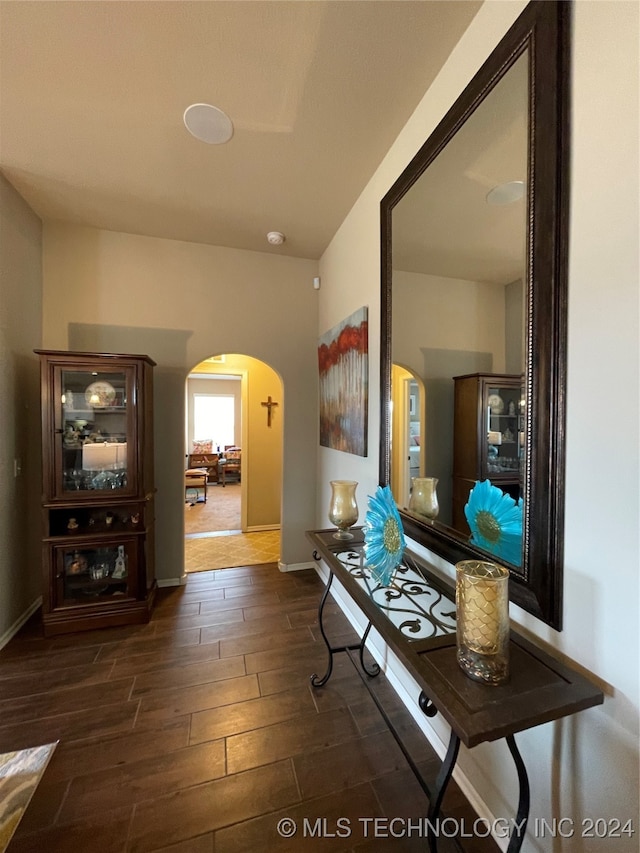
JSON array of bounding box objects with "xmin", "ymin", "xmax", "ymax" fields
[
  {"xmin": 364, "ymin": 485, "xmax": 406, "ymax": 586},
  {"xmin": 464, "ymin": 480, "xmax": 523, "ymax": 567}
]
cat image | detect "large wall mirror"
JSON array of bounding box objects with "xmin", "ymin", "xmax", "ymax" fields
[{"xmin": 380, "ymin": 1, "xmax": 570, "ymax": 629}]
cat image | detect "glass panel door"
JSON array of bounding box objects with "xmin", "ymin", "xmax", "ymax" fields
[
  {"xmin": 485, "ymin": 379, "xmax": 523, "ymax": 484},
  {"xmin": 54, "ymin": 365, "xmax": 135, "ymax": 498},
  {"xmin": 54, "ymin": 539, "xmax": 137, "ymax": 608}
]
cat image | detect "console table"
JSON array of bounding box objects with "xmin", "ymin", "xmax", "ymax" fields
[{"xmin": 307, "ymin": 528, "xmax": 604, "ymax": 853}]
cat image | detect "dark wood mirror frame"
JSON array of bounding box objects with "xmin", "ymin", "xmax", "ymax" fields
[{"xmin": 380, "ymin": 0, "xmax": 570, "ymax": 629}]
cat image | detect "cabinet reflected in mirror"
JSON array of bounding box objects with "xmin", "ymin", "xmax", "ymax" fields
[{"xmin": 380, "ymin": 1, "xmax": 570, "ymax": 628}]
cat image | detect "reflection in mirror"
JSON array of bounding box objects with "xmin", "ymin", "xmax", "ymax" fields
[
  {"xmin": 380, "ymin": 1, "xmax": 570, "ymax": 629},
  {"xmin": 391, "ymin": 52, "xmax": 528, "ymax": 566},
  {"xmin": 390, "ymin": 365, "xmax": 424, "ymax": 508}
]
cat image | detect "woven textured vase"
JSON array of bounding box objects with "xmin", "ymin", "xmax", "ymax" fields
[{"xmin": 456, "ymin": 560, "xmax": 510, "ymax": 685}]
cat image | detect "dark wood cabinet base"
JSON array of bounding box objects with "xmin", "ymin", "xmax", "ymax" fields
[{"xmin": 42, "ymin": 585, "xmax": 156, "ymax": 636}]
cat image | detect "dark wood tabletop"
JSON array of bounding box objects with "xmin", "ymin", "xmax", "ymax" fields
[{"xmin": 307, "ymin": 528, "xmax": 604, "ymax": 748}]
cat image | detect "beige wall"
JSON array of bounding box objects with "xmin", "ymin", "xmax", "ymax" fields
[
  {"xmin": 318, "ymin": 1, "xmax": 639, "ymax": 849},
  {"xmin": 392, "ymin": 269, "xmax": 506, "ymax": 374},
  {"xmin": 241, "ymin": 357, "xmax": 283, "ymax": 530},
  {"xmin": 0, "ymin": 174, "xmax": 43, "ymax": 639},
  {"xmin": 390, "ymin": 363, "xmax": 413, "ymax": 504},
  {"xmin": 392, "ymin": 268, "xmax": 506, "ymax": 522},
  {"xmin": 42, "ymin": 224, "xmax": 318, "ymax": 578}
]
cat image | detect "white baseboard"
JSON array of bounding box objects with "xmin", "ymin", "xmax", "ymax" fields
[
  {"xmin": 310, "ymin": 559, "xmax": 508, "ymax": 853},
  {"xmin": 0, "ymin": 596, "xmax": 43, "ymax": 651},
  {"xmin": 156, "ymin": 576, "xmax": 187, "ymax": 588},
  {"xmin": 246, "ymin": 524, "xmax": 281, "ymax": 532},
  {"xmin": 278, "ymin": 560, "xmax": 316, "ymax": 573}
]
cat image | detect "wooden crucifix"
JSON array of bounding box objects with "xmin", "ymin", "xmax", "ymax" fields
[{"xmin": 261, "ymin": 395, "xmax": 278, "ymax": 427}]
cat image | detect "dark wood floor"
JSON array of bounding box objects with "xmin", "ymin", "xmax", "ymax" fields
[{"xmin": 1, "ymin": 564, "xmax": 499, "ymax": 853}]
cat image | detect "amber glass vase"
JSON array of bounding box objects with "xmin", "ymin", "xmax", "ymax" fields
[
  {"xmin": 409, "ymin": 477, "xmax": 439, "ymax": 519},
  {"xmin": 328, "ymin": 480, "xmax": 359, "ymax": 540}
]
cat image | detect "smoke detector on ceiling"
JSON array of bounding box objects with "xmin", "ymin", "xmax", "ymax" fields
[
  {"xmin": 266, "ymin": 231, "xmax": 286, "ymax": 245},
  {"xmin": 183, "ymin": 103, "xmax": 233, "ymax": 144}
]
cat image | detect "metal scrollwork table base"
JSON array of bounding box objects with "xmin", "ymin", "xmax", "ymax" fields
[{"xmin": 307, "ymin": 528, "xmax": 603, "ymax": 853}]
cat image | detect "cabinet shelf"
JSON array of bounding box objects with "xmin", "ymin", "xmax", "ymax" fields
[
  {"xmin": 45, "ymin": 529, "xmax": 146, "ymax": 543},
  {"xmin": 64, "ymin": 575, "xmax": 129, "ymax": 588},
  {"xmin": 65, "ymin": 407, "xmax": 127, "ymax": 415}
]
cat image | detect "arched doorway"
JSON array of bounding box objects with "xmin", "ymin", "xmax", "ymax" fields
[
  {"xmin": 391, "ymin": 363, "xmax": 425, "ymax": 508},
  {"xmin": 183, "ymin": 354, "xmax": 283, "ymax": 573}
]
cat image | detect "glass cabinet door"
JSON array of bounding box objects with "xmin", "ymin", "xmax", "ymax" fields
[
  {"xmin": 53, "ymin": 365, "xmax": 136, "ymax": 499},
  {"xmin": 53, "ymin": 539, "xmax": 137, "ymax": 608},
  {"xmin": 484, "ymin": 380, "xmax": 524, "ymax": 481}
]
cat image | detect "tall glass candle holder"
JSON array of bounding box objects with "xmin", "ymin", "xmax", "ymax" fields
[
  {"xmin": 456, "ymin": 560, "xmax": 510, "ymax": 685},
  {"xmin": 328, "ymin": 480, "xmax": 358, "ymax": 540}
]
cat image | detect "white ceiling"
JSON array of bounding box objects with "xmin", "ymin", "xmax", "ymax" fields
[{"xmin": 0, "ymin": 0, "xmax": 482, "ymax": 260}]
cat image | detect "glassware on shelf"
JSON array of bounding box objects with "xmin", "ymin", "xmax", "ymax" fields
[{"xmin": 90, "ymin": 563, "xmax": 110, "ymax": 581}]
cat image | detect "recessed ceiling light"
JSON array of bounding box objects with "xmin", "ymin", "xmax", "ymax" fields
[
  {"xmin": 266, "ymin": 231, "xmax": 285, "ymax": 245},
  {"xmin": 486, "ymin": 180, "xmax": 525, "ymax": 205},
  {"xmin": 183, "ymin": 103, "xmax": 234, "ymax": 144}
]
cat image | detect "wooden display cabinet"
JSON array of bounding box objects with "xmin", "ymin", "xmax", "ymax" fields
[
  {"xmin": 35, "ymin": 350, "xmax": 156, "ymax": 636},
  {"xmin": 452, "ymin": 372, "xmax": 524, "ymax": 534}
]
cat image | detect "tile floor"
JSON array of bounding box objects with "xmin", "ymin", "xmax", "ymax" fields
[
  {"xmin": 1, "ymin": 564, "xmax": 499, "ymax": 853},
  {"xmin": 185, "ymin": 532, "xmax": 280, "ymax": 573}
]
